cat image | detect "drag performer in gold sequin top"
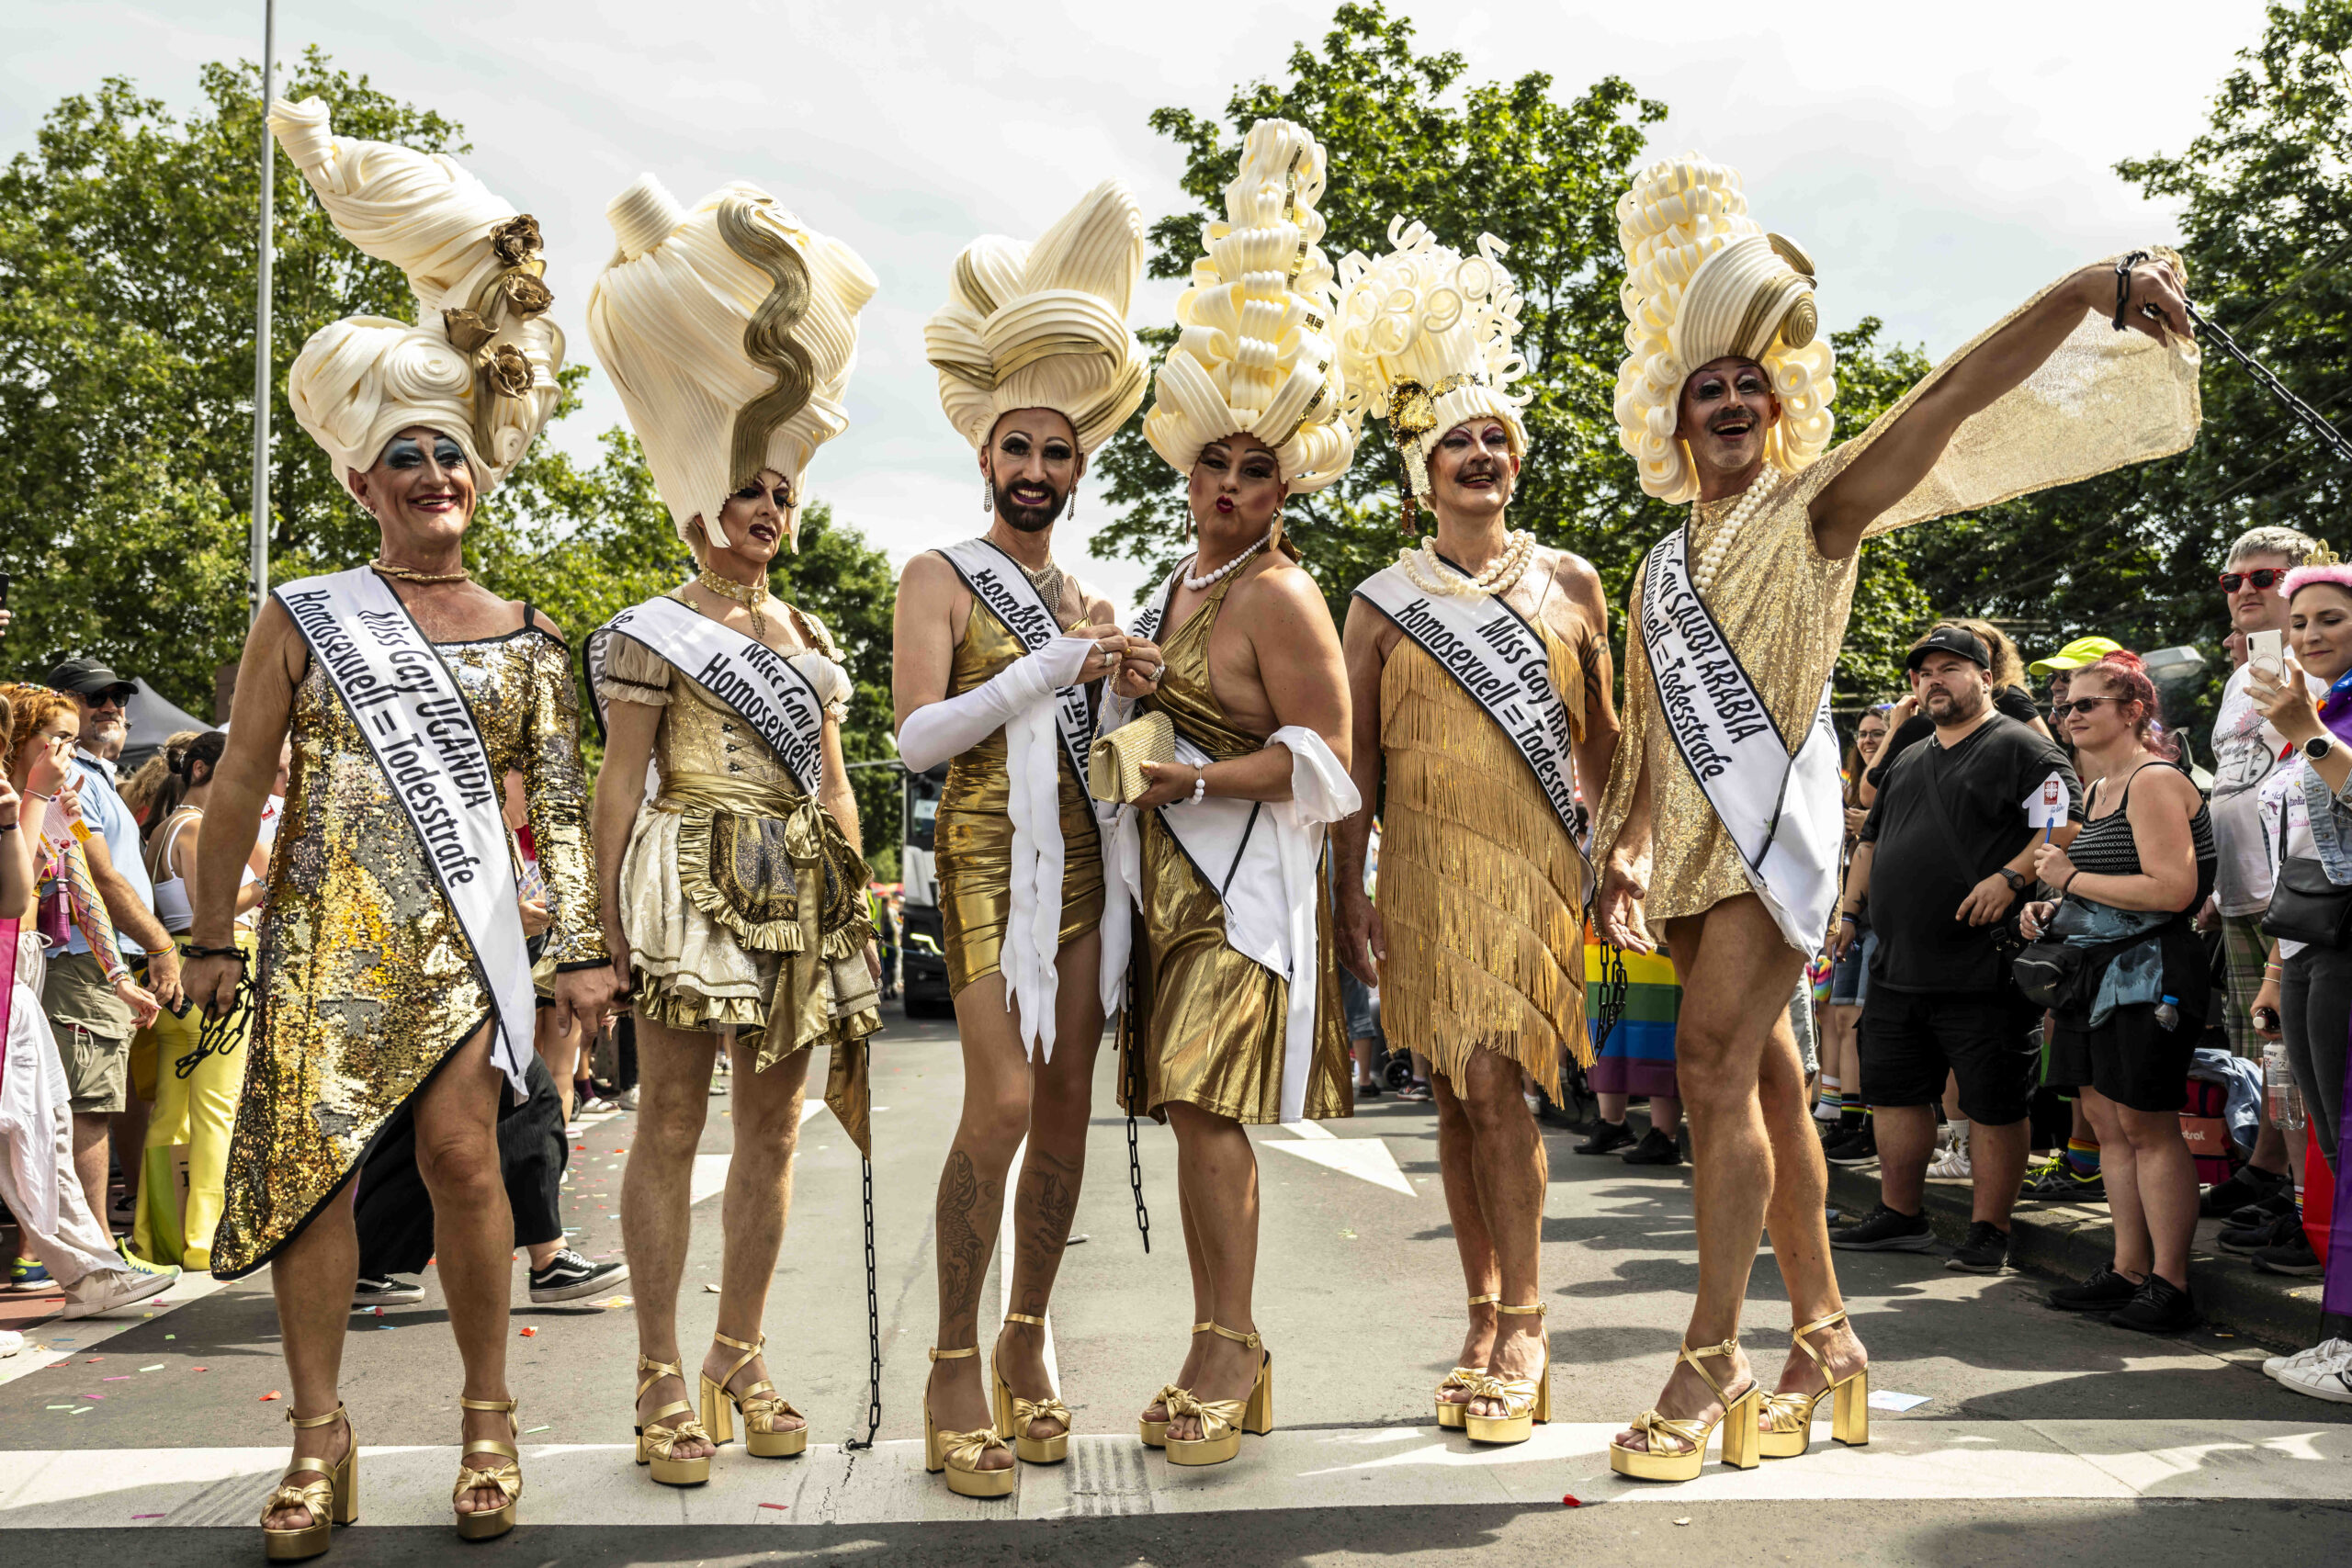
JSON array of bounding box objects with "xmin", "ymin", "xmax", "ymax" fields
[
  {"xmin": 179, "ymin": 99, "xmax": 620, "ymax": 1552},
  {"xmin": 1582, "ymin": 154, "xmax": 2200, "ymax": 1483}
]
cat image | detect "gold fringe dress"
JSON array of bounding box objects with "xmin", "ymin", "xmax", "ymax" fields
[
  {"xmin": 1115, "ymin": 571, "xmax": 1351, "ymax": 1123},
  {"xmin": 1377, "ymin": 595, "xmax": 1592, "ymax": 1101},
  {"xmin": 1591, "ymin": 262, "xmax": 2203, "ymax": 928},
  {"xmin": 935, "ymin": 599, "xmax": 1104, "ymax": 998},
  {"xmin": 598, "ymin": 601, "xmax": 879, "ymax": 1147},
  {"xmin": 213, "ymin": 623, "xmax": 604, "ymax": 1279}
]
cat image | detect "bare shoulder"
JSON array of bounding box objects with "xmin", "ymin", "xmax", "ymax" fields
[
  {"xmin": 1538, "ymin": 545, "xmax": 1609, "ymax": 638},
  {"xmin": 2132, "ymin": 761, "xmax": 2204, "ymax": 813},
  {"xmin": 898, "ymin": 548, "xmax": 958, "ymax": 599},
  {"xmin": 525, "ymin": 606, "xmax": 569, "ymax": 643},
  {"xmin": 1066, "ymin": 575, "xmax": 1120, "ymax": 633},
  {"xmin": 1233, "ymin": 553, "xmax": 1334, "ymax": 630}
]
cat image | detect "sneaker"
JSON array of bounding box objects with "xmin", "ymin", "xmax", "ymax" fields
[
  {"xmin": 1927, "ymin": 1139, "xmax": 1973, "ymax": 1180},
  {"xmin": 2278, "ymin": 1349, "xmax": 2352, "ymax": 1404},
  {"xmin": 2047, "ymin": 1264, "xmax": 2141, "ymax": 1313},
  {"xmin": 0, "ymin": 1328, "xmax": 21, "ymax": 1357},
  {"xmin": 2253, "ymin": 1226, "xmax": 2324, "ymax": 1278},
  {"xmin": 1824, "ymin": 1123, "xmax": 1879, "ymax": 1166},
  {"xmin": 8, "ymin": 1257, "xmax": 55, "ymax": 1292},
  {"xmin": 1946, "ymin": 1220, "xmax": 2010, "ymax": 1273},
  {"xmin": 1354, "ymin": 1081, "xmax": 1383, "ymax": 1101},
  {"xmin": 1812, "ymin": 1111, "xmax": 1844, "ymax": 1144},
  {"xmin": 1575, "ymin": 1120, "xmax": 1635, "ymax": 1156},
  {"xmin": 1831, "ymin": 1201, "xmax": 1937, "ymax": 1252},
  {"xmin": 2108, "ymin": 1274, "xmax": 2197, "ymax": 1334},
  {"xmin": 1396, "ymin": 1081, "xmax": 1433, "ymax": 1102},
  {"xmin": 57, "ymin": 1257, "xmax": 180, "ymax": 1320},
  {"xmin": 616, "ymin": 1086, "xmax": 639, "ymax": 1111},
  {"xmin": 352, "ymin": 1275, "xmax": 425, "ymax": 1308},
  {"xmin": 2200, "ymin": 1164, "xmax": 2289, "ymax": 1219},
  {"xmin": 529, "ymin": 1248, "xmax": 631, "ymax": 1304},
  {"xmin": 2265, "ymin": 1337, "xmax": 2352, "ymax": 1382},
  {"xmin": 2021, "ymin": 1161, "xmax": 2104, "ymax": 1202},
  {"xmin": 2218, "ymin": 1210, "xmax": 2301, "ymax": 1257},
  {"xmin": 1623, "ymin": 1126, "xmax": 1684, "ymax": 1167},
  {"xmin": 2226, "ymin": 1190, "xmax": 2297, "ymax": 1231}
]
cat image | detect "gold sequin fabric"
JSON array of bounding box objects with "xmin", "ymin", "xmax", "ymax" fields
[
  {"xmin": 1591, "ymin": 265, "xmax": 2202, "ymax": 927},
  {"xmin": 213, "ymin": 626, "xmax": 604, "ymax": 1280},
  {"xmin": 936, "ymin": 600, "xmax": 1102, "ymax": 997},
  {"xmin": 1114, "ymin": 573, "xmax": 1349, "ymax": 1124},
  {"xmin": 1377, "ymin": 624, "xmax": 1589, "ymax": 1100}
]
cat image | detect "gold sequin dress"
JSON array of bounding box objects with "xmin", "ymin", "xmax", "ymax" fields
[
  {"xmin": 213, "ymin": 624, "xmax": 604, "ymax": 1280},
  {"xmin": 936, "ymin": 601, "xmax": 1103, "ymax": 997},
  {"xmin": 1592, "ymin": 265, "xmax": 2202, "ymax": 926},
  {"xmin": 1116, "ymin": 572, "xmax": 1350, "ymax": 1123},
  {"xmin": 1377, "ymin": 592, "xmax": 1591, "ymax": 1100}
]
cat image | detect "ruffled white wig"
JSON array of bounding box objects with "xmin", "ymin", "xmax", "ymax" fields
[
  {"xmin": 1613, "ymin": 152, "xmax": 1836, "ymax": 502},
  {"xmin": 587, "ymin": 175, "xmax": 877, "ymax": 551},
  {"xmin": 924, "ymin": 180, "xmax": 1148, "ymax": 455},
  {"xmin": 1335, "ymin": 219, "xmax": 1531, "ymax": 522},
  {"xmin": 270, "ymin": 97, "xmax": 563, "ymax": 496},
  {"xmin": 1143, "ymin": 119, "xmax": 1353, "ymax": 493}
]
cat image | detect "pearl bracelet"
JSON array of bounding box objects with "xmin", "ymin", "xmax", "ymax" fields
[{"xmin": 1188, "ymin": 768, "xmax": 1207, "ymax": 806}]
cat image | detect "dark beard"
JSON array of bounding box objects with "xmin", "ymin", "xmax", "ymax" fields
[
  {"xmin": 994, "ymin": 477, "xmax": 1067, "ymax": 533},
  {"xmin": 1926, "ymin": 684, "xmax": 1986, "ymax": 725}
]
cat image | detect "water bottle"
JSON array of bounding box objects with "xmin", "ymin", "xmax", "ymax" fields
[
  {"xmin": 2154, "ymin": 994, "xmax": 2180, "ymax": 1032},
  {"xmin": 2266, "ymin": 1041, "xmax": 2308, "ymax": 1133}
]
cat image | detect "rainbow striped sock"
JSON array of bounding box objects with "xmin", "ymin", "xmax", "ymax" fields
[{"xmin": 2064, "ymin": 1137, "xmax": 2101, "ymax": 1177}]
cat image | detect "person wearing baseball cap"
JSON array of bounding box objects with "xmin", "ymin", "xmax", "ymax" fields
[
  {"xmin": 1905, "ymin": 625, "xmax": 1994, "ymax": 672},
  {"xmin": 2028, "ymin": 636, "xmax": 2125, "ymax": 680}
]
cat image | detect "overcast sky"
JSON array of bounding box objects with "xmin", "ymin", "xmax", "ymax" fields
[{"xmin": 11, "ymin": 0, "xmax": 2268, "ymax": 604}]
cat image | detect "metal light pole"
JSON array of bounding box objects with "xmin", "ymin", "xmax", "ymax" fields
[{"xmin": 247, "ymin": 0, "xmax": 276, "ymax": 621}]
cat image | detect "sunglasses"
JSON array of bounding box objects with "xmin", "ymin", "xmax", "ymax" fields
[
  {"xmin": 2220, "ymin": 569, "xmax": 2287, "ymax": 592},
  {"xmin": 2048, "ymin": 695, "xmax": 2124, "ymax": 718},
  {"xmin": 82, "ymin": 688, "xmax": 132, "ymax": 711}
]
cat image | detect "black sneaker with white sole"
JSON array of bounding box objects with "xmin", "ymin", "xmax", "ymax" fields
[
  {"xmin": 2252, "ymin": 1225, "xmax": 2324, "ymax": 1278},
  {"xmin": 1946, "ymin": 1221, "xmax": 2011, "ymax": 1273},
  {"xmin": 2046, "ymin": 1264, "xmax": 2140, "ymax": 1313},
  {"xmin": 352, "ymin": 1275, "xmax": 425, "ymax": 1308},
  {"xmin": 1829, "ymin": 1201, "xmax": 1937, "ymax": 1252},
  {"xmin": 1824, "ymin": 1122, "xmax": 1879, "ymax": 1166},
  {"xmin": 529, "ymin": 1248, "xmax": 630, "ymax": 1303},
  {"xmin": 2108, "ymin": 1273, "xmax": 2197, "ymax": 1334},
  {"xmin": 2218, "ymin": 1209, "xmax": 2302, "ymax": 1257}
]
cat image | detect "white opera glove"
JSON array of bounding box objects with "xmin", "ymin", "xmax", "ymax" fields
[{"xmin": 894, "ymin": 635, "xmax": 1095, "ymax": 773}]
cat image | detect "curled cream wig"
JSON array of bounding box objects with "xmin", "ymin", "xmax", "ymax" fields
[{"xmin": 1613, "ymin": 153, "xmax": 1836, "ymax": 502}]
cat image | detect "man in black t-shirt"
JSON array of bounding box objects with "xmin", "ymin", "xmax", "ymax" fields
[{"xmin": 1830, "ymin": 625, "xmax": 2083, "ymax": 1271}]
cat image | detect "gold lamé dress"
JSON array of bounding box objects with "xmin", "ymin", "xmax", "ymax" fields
[
  {"xmin": 936, "ymin": 598, "xmax": 1104, "ymax": 997},
  {"xmin": 213, "ymin": 623, "xmax": 604, "ymax": 1280},
  {"xmin": 1377, "ymin": 589, "xmax": 1591, "ymax": 1100},
  {"xmin": 1114, "ymin": 572, "xmax": 1350, "ymax": 1123},
  {"xmin": 597, "ymin": 601, "xmax": 878, "ymax": 1149},
  {"xmin": 1591, "ymin": 263, "xmax": 2203, "ymax": 927}
]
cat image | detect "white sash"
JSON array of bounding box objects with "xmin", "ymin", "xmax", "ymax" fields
[
  {"xmin": 937, "ymin": 537, "xmax": 1102, "ymax": 1060},
  {"xmin": 1634, "ymin": 528, "xmax": 1843, "ymax": 951},
  {"xmin": 274, "ymin": 569, "xmax": 535, "ymax": 1098},
  {"xmin": 1351, "ymin": 560, "xmax": 1592, "ymax": 903},
  {"xmin": 586, "ymin": 594, "xmax": 828, "ymax": 797}
]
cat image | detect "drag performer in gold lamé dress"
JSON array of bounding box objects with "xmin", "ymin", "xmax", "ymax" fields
[{"xmin": 181, "ymin": 99, "xmax": 617, "ymax": 1559}]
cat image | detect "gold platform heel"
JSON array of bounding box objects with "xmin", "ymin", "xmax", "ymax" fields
[
  {"xmin": 259, "ymin": 1404, "xmax": 357, "ymax": 1562},
  {"xmin": 1757, "ymin": 1309, "xmax": 1870, "ymax": 1459},
  {"xmin": 925, "ymin": 1346, "xmax": 1015, "ymax": 1498},
  {"xmin": 1163, "ymin": 1323, "xmax": 1272, "ymax": 1468},
  {"xmin": 633, "ymin": 1356, "xmax": 713, "ymax": 1486},
  {"xmin": 1140, "ymin": 1322, "xmax": 1212, "ymax": 1447},
  {"xmin": 1434, "ymin": 1294, "xmax": 1497, "ymax": 1429},
  {"xmin": 990, "ymin": 1312, "xmax": 1070, "ymax": 1463},
  {"xmin": 451, "ymin": 1395, "xmax": 522, "ymax": 1542},
  {"xmin": 1462, "ymin": 1302, "xmax": 1550, "ymax": 1445},
  {"xmin": 700, "ymin": 1331, "xmax": 808, "ymax": 1459},
  {"xmin": 1609, "ymin": 1337, "xmax": 1763, "ymax": 1483}
]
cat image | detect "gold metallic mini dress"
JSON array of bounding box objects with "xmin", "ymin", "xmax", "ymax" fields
[
  {"xmin": 212, "ymin": 624, "xmax": 603, "ymax": 1280},
  {"xmin": 935, "ymin": 601, "xmax": 1103, "ymax": 998},
  {"xmin": 1115, "ymin": 573, "xmax": 1349, "ymax": 1124}
]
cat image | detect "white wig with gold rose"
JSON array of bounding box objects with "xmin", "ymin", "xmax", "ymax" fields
[
  {"xmin": 1143, "ymin": 119, "xmax": 1353, "ymax": 494},
  {"xmin": 586, "ymin": 175, "xmax": 878, "ymax": 552},
  {"xmin": 924, "ymin": 180, "xmax": 1148, "ymax": 455},
  {"xmin": 269, "ymin": 97, "xmax": 563, "ymax": 497},
  {"xmin": 1613, "ymin": 152, "xmax": 1836, "ymax": 502},
  {"xmin": 1335, "ymin": 219, "xmax": 1531, "ymax": 526}
]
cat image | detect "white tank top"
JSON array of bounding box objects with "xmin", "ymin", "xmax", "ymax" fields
[{"xmin": 148, "ymin": 808, "xmax": 259, "ymax": 934}]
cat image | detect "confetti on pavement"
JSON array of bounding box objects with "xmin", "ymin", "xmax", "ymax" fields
[{"xmin": 260, "ymin": 1391, "xmax": 280, "ymax": 1402}]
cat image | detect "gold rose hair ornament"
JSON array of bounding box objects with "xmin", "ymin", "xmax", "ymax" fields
[{"xmin": 268, "ymin": 96, "xmax": 564, "ymax": 496}]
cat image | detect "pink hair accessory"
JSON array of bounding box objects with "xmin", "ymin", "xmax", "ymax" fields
[{"xmin": 2284, "ymin": 563, "xmax": 2352, "ymax": 600}]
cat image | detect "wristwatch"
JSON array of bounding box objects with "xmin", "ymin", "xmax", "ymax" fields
[
  {"xmin": 1996, "ymin": 867, "xmax": 2028, "ymax": 891},
  {"xmin": 2304, "ymin": 735, "xmax": 2335, "ymax": 761}
]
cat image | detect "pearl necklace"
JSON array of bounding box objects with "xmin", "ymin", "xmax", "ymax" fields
[
  {"xmin": 696, "ymin": 568, "xmax": 770, "ymax": 640},
  {"xmin": 1183, "ymin": 527, "xmax": 1274, "ymax": 592},
  {"xmin": 1691, "ymin": 475, "xmax": 1782, "ymax": 594},
  {"xmin": 1396, "ymin": 528, "xmax": 1535, "ymax": 598}
]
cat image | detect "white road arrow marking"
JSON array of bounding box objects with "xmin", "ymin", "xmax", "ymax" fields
[{"xmin": 1263, "ymin": 1126, "xmax": 1416, "ymax": 1196}]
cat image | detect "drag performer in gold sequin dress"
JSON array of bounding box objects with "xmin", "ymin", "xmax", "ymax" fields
[
  {"xmin": 181, "ymin": 100, "xmax": 618, "ymax": 1557},
  {"xmin": 1584, "ymin": 154, "xmax": 2200, "ymax": 1482}
]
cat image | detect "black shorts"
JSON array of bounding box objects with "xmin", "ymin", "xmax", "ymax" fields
[
  {"xmin": 1859, "ymin": 986, "xmax": 2041, "ymax": 1125},
  {"xmin": 2046, "ymin": 1003, "xmax": 2192, "ymax": 1115}
]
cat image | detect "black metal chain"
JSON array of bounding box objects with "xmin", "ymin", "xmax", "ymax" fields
[
  {"xmin": 1589, "ymin": 931, "xmax": 1631, "ymax": 1058},
  {"xmin": 843, "ymin": 1156, "xmax": 882, "ymax": 1450},
  {"xmin": 175, "ymin": 962, "xmax": 255, "ymax": 1080},
  {"xmin": 2184, "ymin": 299, "xmax": 2352, "ymax": 469},
  {"xmin": 1123, "ymin": 1031, "xmax": 1151, "ymax": 1254}
]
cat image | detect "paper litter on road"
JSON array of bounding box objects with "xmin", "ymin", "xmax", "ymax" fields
[
  {"xmin": 1868, "ymin": 1390, "xmax": 1931, "ymax": 1412},
  {"xmin": 139, "ymin": 1365, "xmax": 163, "ymax": 1372},
  {"xmin": 524, "ymin": 1425, "xmax": 550, "ymax": 1434}
]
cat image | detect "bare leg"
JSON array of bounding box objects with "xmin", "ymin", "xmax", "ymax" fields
[
  {"xmin": 260, "ymin": 1182, "xmax": 358, "ymax": 1531},
  {"xmin": 1140, "ymin": 1173, "xmax": 1215, "ymax": 1427},
  {"xmin": 1352, "ymin": 1033, "xmax": 1377, "ymax": 1089},
  {"xmin": 1451, "ymin": 1052, "xmax": 1547, "ymax": 1417},
  {"xmin": 1758, "ymin": 1012, "xmax": 1866, "ymax": 1407},
  {"xmin": 619, "ymin": 1018, "xmax": 718, "ymax": 1462},
  {"xmin": 1651, "ymin": 1095, "xmax": 1684, "ymax": 1138},
  {"xmin": 2079, "ymin": 1090, "xmax": 2152, "ymax": 1280},
  {"xmin": 696, "ymin": 1032, "xmax": 811, "ymax": 1440},
  {"xmin": 1596, "ymin": 1091, "xmax": 1629, "ymax": 1123},
  {"xmin": 1430, "ymin": 1069, "xmax": 1502, "ymax": 1416},
  {"xmin": 1970, "ymin": 1119, "xmax": 2030, "ymax": 1226},
  {"xmin": 1161, "ymin": 1101, "xmax": 1262, "ymax": 1441},
  {"xmin": 70, "ymin": 1113, "xmax": 109, "ymax": 1229},
  {"xmin": 1875, "ymin": 1104, "xmax": 1937, "ymax": 1213}
]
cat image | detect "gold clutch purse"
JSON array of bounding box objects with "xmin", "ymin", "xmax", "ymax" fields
[{"xmin": 1089, "ymin": 710, "xmax": 1174, "ymax": 803}]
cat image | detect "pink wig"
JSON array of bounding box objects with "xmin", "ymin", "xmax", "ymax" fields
[{"xmin": 2284, "ymin": 563, "xmax": 2352, "ymax": 600}]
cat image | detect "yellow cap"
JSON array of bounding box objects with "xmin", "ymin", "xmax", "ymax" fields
[{"xmin": 2027, "ymin": 636, "xmax": 2125, "ymax": 678}]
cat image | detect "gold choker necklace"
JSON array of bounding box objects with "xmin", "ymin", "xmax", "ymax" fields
[
  {"xmin": 697, "ymin": 568, "xmax": 770, "ymax": 638},
  {"xmin": 369, "ymin": 559, "xmax": 470, "ymax": 584}
]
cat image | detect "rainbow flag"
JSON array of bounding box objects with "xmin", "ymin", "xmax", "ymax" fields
[{"xmin": 1585, "ymin": 938, "xmax": 1680, "ymax": 1099}]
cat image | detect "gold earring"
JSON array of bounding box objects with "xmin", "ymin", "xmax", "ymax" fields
[{"xmin": 982, "ymin": 478, "xmax": 993, "ymax": 513}]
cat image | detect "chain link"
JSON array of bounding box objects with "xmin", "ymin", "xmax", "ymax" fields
[
  {"xmin": 2183, "ymin": 300, "xmax": 2352, "ymax": 469},
  {"xmin": 1590, "ymin": 931, "xmax": 1631, "ymax": 1057},
  {"xmin": 843, "ymin": 1156, "xmax": 882, "ymax": 1450},
  {"xmin": 1123, "ymin": 1029, "xmax": 1151, "ymax": 1254}
]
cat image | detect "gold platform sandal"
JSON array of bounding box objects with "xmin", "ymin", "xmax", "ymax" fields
[
  {"xmin": 452, "ymin": 1395, "xmax": 522, "ymax": 1542},
  {"xmin": 1462, "ymin": 1302, "xmax": 1550, "ymax": 1445},
  {"xmin": 633, "ymin": 1356, "xmax": 713, "ymax": 1486},
  {"xmin": 924, "ymin": 1346, "xmax": 1015, "ymax": 1498},
  {"xmin": 259, "ymin": 1404, "xmax": 357, "ymax": 1562},
  {"xmin": 1608, "ymin": 1337, "xmax": 1763, "ymax": 1483},
  {"xmin": 1757, "ymin": 1309, "xmax": 1870, "ymax": 1460},
  {"xmin": 990, "ymin": 1312, "xmax": 1070, "ymax": 1463},
  {"xmin": 1163, "ymin": 1323, "xmax": 1273, "ymax": 1468},
  {"xmin": 700, "ymin": 1331, "xmax": 808, "ymax": 1459},
  {"xmin": 1434, "ymin": 1294, "xmax": 1498, "ymax": 1429},
  {"xmin": 1139, "ymin": 1322, "xmax": 1212, "ymax": 1447}
]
